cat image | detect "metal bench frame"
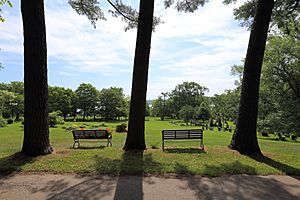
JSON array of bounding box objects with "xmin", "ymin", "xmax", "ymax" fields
[
  {"xmin": 72, "ymin": 130, "xmax": 112, "ymax": 148},
  {"xmin": 162, "ymin": 129, "xmax": 204, "ymax": 150}
]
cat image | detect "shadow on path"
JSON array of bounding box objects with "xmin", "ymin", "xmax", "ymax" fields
[
  {"xmin": 174, "ymin": 161, "xmax": 300, "ymax": 200},
  {"xmin": 34, "ymin": 175, "xmax": 116, "ymax": 200},
  {"xmin": 114, "ymin": 150, "xmax": 144, "ymax": 200}
]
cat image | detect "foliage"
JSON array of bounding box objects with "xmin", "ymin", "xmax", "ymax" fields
[
  {"xmin": 98, "ymin": 87, "xmax": 128, "ymax": 120},
  {"xmin": 49, "ymin": 86, "xmax": 76, "ymax": 120},
  {"xmin": 231, "ymin": 64, "xmax": 244, "ymax": 87},
  {"xmin": 179, "ymin": 105, "xmax": 195, "ymax": 125},
  {"xmin": 0, "ymin": 117, "xmax": 6, "ymax": 127},
  {"xmin": 145, "ymin": 102, "xmax": 150, "ymax": 116},
  {"xmin": 0, "ymin": 89, "xmax": 16, "ymax": 118},
  {"xmin": 258, "ymin": 33, "xmax": 300, "ymax": 133},
  {"xmin": 116, "ymin": 123, "xmax": 127, "ymax": 132},
  {"xmin": 223, "ymin": 0, "xmax": 300, "ymax": 34},
  {"xmin": 49, "ymin": 111, "xmax": 65, "ymax": 127},
  {"xmin": 0, "ymin": 82, "xmax": 24, "ymax": 120},
  {"xmin": 69, "ymin": 0, "xmax": 161, "ymax": 31},
  {"xmin": 68, "ymin": 0, "xmax": 105, "ymax": 27},
  {"xmin": 217, "ymin": 118, "xmax": 222, "ymax": 128},
  {"xmin": 151, "ymin": 96, "xmax": 169, "ymax": 119},
  {"xmin": 169, "ymin": 82, "xmax": 208, "ymax": 117},
  {"xmin": 0, "ymin": 0, "xmax": 12, "ymax": 22},
  {"xmin": 210, "ymin": 89, "xmax": 240, "ymax": 121},
  {"xmin": 194, "ymin": 104, "xmax": 210, "ymax": 122},
  {"xmin": 7, "ymin": 118, "xmax": 13, "ymax": 124},
  {"xmin": 75, "ymin": 83, "xmax": 98, "ymax": 120},
  {"xmin": 164, "ymin": 0, "xmax": 208, "ymax": 13}
]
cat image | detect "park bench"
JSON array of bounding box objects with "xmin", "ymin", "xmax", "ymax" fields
[
  {"xmin": 72, "ymin": 130, "xmax": 112, "ymax": 148},
  {"xmin": 162, "ymin": 129, "xmax": 204, "ymax": 150}
]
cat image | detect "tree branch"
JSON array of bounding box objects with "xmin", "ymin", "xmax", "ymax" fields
[{"xmin": 106, "ymin": 0, "xmax": 137, "ymax": 22}]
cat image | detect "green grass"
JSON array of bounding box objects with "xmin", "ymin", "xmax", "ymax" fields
[{"xmin": 0, "ymin": 117, "xmax": 299, "ymax": 176}]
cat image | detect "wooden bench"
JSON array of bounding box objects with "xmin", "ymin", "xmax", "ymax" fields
[
  {"xmin": 72, "ymin": 130, "xmax": 112, "ymax": 148},
  {"xmin": 162, "ymin": 129, "xmax": 204, "ymax": 150}
]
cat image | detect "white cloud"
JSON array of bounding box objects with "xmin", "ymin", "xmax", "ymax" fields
[
  {"xmin": 0, "ymin": 0, "xmax": 249, "ymax": 99},
  {"xmin": 58, "ymin": 71, "xmax": 78, "ymax": 77}
]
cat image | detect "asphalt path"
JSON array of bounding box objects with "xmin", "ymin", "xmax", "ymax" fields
[{"xmin": 0, "ymin": 174, "xmax": 299, "ymax": 200}]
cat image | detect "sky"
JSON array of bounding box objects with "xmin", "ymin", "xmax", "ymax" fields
[{"xmin": 0, "ymin": 0, "xmax": 249, "ymax": 99}]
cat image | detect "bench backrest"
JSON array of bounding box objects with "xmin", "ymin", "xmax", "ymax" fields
[
  {"xmin": 162, "ymin": 129, "xmax": 203, "ymax": 140},
  {"xmin": 72, "ymin": 130, "xmax": 109, "ymax": 139}
]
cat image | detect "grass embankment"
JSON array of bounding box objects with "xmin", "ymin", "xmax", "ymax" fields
[{"xmin": 0, "ymin": 118, "xmax": 299, "ymax": 176}]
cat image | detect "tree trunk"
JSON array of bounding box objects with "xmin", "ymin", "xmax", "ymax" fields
[
  {"xmin": 124, "ymin": 0, "xmax": 155, "ymax": 150},
  {"xmin": 16, "ymin": 112, "xmax": 20, "ymax": 121},
  {"xmin": 229, "ymin": 0, "xmax": 274, "ymax": 155},
  {"xmin": 21, "ymin": 0, "xmax": 53, "ymax": 156}
]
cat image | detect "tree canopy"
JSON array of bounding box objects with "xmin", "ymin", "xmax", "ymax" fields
[{"xmin": 75, "ymin": 83, "xmax": 98, "ymax": 120}]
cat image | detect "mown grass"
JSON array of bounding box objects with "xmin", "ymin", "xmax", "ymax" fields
[{"xmin": 0, "ymin": 117, "xmax": 299, "ymax": 176}]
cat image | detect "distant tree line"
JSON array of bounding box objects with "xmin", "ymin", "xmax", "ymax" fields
[{"xmin": 0, "ymin": 82, "xmax": 131, "ymax": 122}]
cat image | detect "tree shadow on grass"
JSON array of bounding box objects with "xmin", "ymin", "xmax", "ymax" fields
[
  {"xmin": 173, "ymin": 161, "xmax": 300, "ymax": 199},
  {"xmin": 259, "ymin": 137, "xmax": 299, "ymax": 143},
  {"xmin": 113, "ymin": 150, "xmax": 144, "ymax": 200},
  {"xmin": 0, "ymin": 152, "xmax": 36, "ymax": 176},
  {"xmin": 248, "ymin": 154, "xmax": 300, "ymax": 178},
  {"xmin": 164, "ymin": 148, "xmax": 206, "ymax": 154}
]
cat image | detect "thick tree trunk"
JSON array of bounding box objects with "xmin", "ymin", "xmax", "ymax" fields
[
  {"xmin": 124, "ymin": 0, "xmax": 154, "ymax": 150},
  {"xmin": 229, "ymin": 0, "xmax": 274, "ymax": 155},
  {"xmin": 21, "ymin": 0, "xmax": 53, "ymax": 156}
]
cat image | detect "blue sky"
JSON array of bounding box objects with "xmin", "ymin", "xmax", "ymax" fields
[{"xmin": 0, "ymin": 0, "xmax": 249, "ymax": 99}]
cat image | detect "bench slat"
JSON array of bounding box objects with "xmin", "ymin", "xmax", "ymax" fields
[
  {"xmin": 162, "ymin": 129, "xmax": 204, "ymax": 150},
  {"xmin": 72, "ymin": 130, "xmax": 112, "ymax": 148}
]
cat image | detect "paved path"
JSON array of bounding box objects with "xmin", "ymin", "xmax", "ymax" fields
[{"xmin": 0, "ymin": 174, "xmax": 299, "ymax": 200}]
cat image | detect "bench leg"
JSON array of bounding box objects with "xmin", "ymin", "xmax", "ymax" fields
[
  {"xmin": 162, "ymin": 140, "xmax": 164, "ymax": 151},
  {"xmin": 200, "ymin": 140, "xmax": 204, "ymax": 150},
  {"xmin": 73, "ymin": 140, "xmax": 79, "ymax": 148},
  {"xmin": 107, "ymin": 138, "xmax": 112, "ymax": 147}
]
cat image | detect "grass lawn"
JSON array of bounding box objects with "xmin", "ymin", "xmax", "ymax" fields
[{"xmin": 0, "ymin": 117, "xmax": 299, "ymax": 176}]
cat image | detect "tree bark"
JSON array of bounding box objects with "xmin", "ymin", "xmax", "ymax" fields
[
  {"xmin": 21, "ymin": 0, "xmax": 53, "ymax": 156},
  {"xmin": 124, "ymin": 0, "xmax": 154, "ymax": 150},
  {"xmin": 229, "ymin": 0, "xmax": 274, "ymax": 155}
]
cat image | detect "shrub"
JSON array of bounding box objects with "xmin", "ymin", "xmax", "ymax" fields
[
  {"xmin": 7, "ymin": 119, "xmax": 14, "ymax": 124},
  {"xmin": 65, "ymin": 125, "xmax": 78, "ymax": 131},
  {"xmin": 101, "ymin": 123, "xmax": 107, "ymax": 127},
  {"xmin": 116, "ymin": 123, "xmax": 127, "ymax": 132},
  {"xmin": 209, "ymin": 119, "xmax": 214, "ymax": 127},
  {"xmin": 0, "ymin": 117, "xmax": 6, "ymax": 127},
  {"xmin": 217, "ymin": 118, "xmax": 222, "ymax": 128},
  {"xmin": 49, "ymin": 111, "xmax": 65, "ymax": 127}
]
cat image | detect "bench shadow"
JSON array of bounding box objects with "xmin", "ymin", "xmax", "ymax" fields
[
  {"xmin": 164, "ymin": 148, "xmax": 206, "ymax": 154},
  {"xmin": 70, "ymin": 145, "xmax": 106, "ymax": 150},
  {"xmin": 248, "ymin": 154, "xmax": 300, "ymax": 178},
  {"xmin": 174, "ymin": 161, "xmax": 300, "ymax": 199},
  {"xmin": 0, "ymin": 152, "xmax": 36, "ymax": 176}
]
